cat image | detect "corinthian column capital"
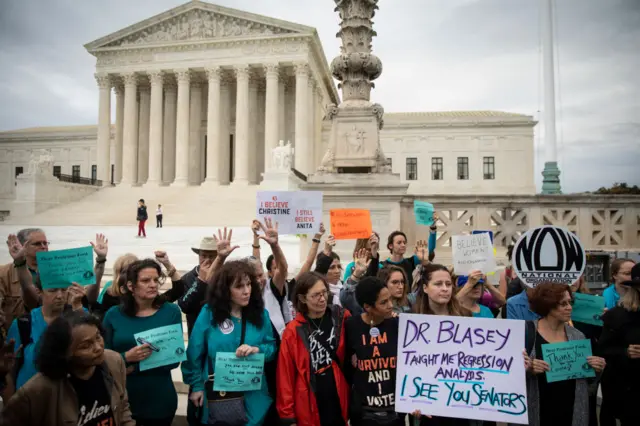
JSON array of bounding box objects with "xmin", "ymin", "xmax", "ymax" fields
[
  {"xmin": 121, "ymin": 72, "xmax": 138, "ymax": 87},
  {"xmin": 205, "ymin": 66, "xmax": 222, "ymax": 81},
  {"xmin": 293, "ymin": 62, "xmax": 310, "ymax": 77},
  {"xmin": 95, "ymin": 73, "xmax": 111, "ymax": 89},
  {"xmin": 175, "ymin": 69, "xmax": 191, "ymax": 84},
  {"xmin": 148, "ymin": 70, "xmax": 164, "ymax": 86}
]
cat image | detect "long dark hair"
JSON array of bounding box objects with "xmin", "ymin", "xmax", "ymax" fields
[
  {"xmin": 36, "ymin": 310, "xmax": 104, "ymax": 380},
  {"xmin": 121, "ymin": 259, "xmax": 166, "ymax": 317},
  {"xmin": 209, "ymin": 260, "xmax": 264, "ymax": 328},
  {"xmin": 413, "ymin": 263, "xmax": 470, "ymax": 316}
]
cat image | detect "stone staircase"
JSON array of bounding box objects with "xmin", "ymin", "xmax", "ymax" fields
[{"xmin": 3, "ymin": 184, "xmax": 261, "ymax": 226}]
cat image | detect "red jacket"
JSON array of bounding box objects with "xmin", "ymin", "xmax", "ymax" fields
[{"xmin": 276, "ymin": 305, "xmax": 351, "ymax": 426}]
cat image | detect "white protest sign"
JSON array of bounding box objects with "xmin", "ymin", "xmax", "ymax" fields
[
  {"xmin": 256, "ymin": 191, "xmax": 323, "ymax": 235},
  {"xmin": 512, "ymin": 225, "xmax": 586, "ymax": 288},
  {"xmin": 395, "ymin": 314, "xmax": 528, "ymax": 424},
  {"xmin": 452, "ymin": 233, "xmax": 497, "ymax": 275}
]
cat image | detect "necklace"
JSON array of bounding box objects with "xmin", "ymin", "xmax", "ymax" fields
[
  {"xmin": 307, "ymin": 314, "xmax": 324, "ymax": 332},
  {"xmin": 364, "ymin": 313, "xmax": 381, "ymax": 337}
]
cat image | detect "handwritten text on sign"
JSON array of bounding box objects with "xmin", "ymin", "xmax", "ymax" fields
[
  {"xmin": 134, "ymin": 324, "xmax": 187, "ymax": 371},
  {"xmin": 256, "ymin": 191, "xmax": 322, "ymax": 235},
  {"xmin": 395, "ymin": 314, "xmax": 528, "ymax": 424},
  {"xmin": 330, "ymin": 209, "xmax": 372, "ymax": 240},
  {"xmin": 452, "ymin": 234, "xmax": 497, "ymax": 275},
  {"xmin": 571, "ymin": 293, "xmax": 605, "ymax": 327},
  {"xmin": 36, "ymin": 246, "xmax": 94, "ymax": 289},
  {"xmin": 541, "ymin": 339, "xmax": 595, "ymax": 383},
  {"xmin": 214, "ymin": 353, "xmax": 265, "ymax": 392}
]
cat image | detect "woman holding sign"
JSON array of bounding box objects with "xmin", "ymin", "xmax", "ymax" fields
[
  {"xmin": 183, "ymin": 260, "xmax": 276, "ymax": 426},
  {"xmin": 522, "ymin": 283, "xmax": 606, "ymax": 426},
  {"xmin": 103, "ymin": 259, "xmax": 183, "ymax": 426},
  {"xmin": 277, "ymin": 272, "xmax": 350, "ymax": 426}
]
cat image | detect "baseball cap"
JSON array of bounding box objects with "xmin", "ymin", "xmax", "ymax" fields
[{"xmin": 622, "ymin": 263, "xmax": 640, "ymax": 287}]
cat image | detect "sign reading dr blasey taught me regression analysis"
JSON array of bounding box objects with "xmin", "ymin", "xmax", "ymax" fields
[{"xmin": 395, "ymin": 314, "xmax": 528, "ymax": 424}]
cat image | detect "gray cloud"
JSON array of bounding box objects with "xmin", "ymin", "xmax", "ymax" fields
[{"xmin": 0, "ymin": 0, "xmax": 638, "ymax": 193}]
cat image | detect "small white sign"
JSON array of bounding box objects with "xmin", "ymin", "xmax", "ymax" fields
[
  {"xmin": 512, "ymin": 225, "xmax": 586, "ymax": 288},
  {"xmin": 256, "ymin": 191, "xmax": 323, "ymax": 235},
  {"xmin": 452, "ymin": 233, "xmax": 497, "ymax": 275},
  {"xmin": 395, "ymin": 314, "xmax": 528, "ymax": 424}
]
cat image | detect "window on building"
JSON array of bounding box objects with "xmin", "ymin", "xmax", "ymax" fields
[
  {"xmin": 457, "ymin": 157, "xmax": 469, "ymax": 180},
  {"xmin": 72, "ymin": 165, "xmax": 80, "ymax": 183},
  {"xmin": 15, "ymin": 166, "xmax": 23, "ymax": 178},
  {"xmin": 91, "ymin": 165, "xmax": 97, "ymax": 181},
  {"xmin": 385, "ymin": 157, "xmax": 392, "ymax": 170},
  {"xmin": 406, "ymin": 157, "xmax": 418, "ymax": 180},
  {"xmin": 431, "ymin": 157, "xmax": 443, "ymax": 180},
  {"xmin": 483, "ymin": 156, "xmax": 495, "ymax": 180},
  {"xmin": 53, "ymin": 166, "xmax": 61, "ymax": 178},
  {"xmin": 111, "ymin": 164, "xmax": 115, "ymax": 185}
]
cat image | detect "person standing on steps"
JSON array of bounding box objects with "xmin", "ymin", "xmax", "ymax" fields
[
  {"xmin": 156, "ymin": 204, "xmax": 163, "ymax": 228},
  {"xmin": 136, "ymin": 199, "xmax": 148, "ymax": 238}
]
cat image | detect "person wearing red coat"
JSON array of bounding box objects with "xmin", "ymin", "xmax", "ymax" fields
[{"xmin": 277, "ymin": 272, "xmax": 351, "ymax": 426}]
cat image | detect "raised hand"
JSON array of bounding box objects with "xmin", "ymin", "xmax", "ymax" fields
[
  {"xmin": 415, "ymin": 239, "xmax": 429, "ymax": 262},
  {"xmin": 251, "ymin": 220, "xmax": 261, "ymax": 237},
  {"xmin": 154, "ymin": 250, "xmax": 171, "ymax": 268},
  {"xmin": 354, "ymin": 248, "xmax": 371, "ymax": 277},
  {"xmin": 6, "ymin": 234, "xmax": 26, "ymax": 261},
  {"xmin": 431, "ymin": 212, "xmax": 439, "ymax": 227},
  {"xmin": 257, "ymin": 218, "xmax": 279, "ymax": 246},
  {"xmin": 467, "ymin": 270, "xmax": 483, "ymax": 286},
  {"xmin": 90, "ymin": 233, "xmax": 108, "ymax": 259},
  {"xmin": 198, "ymin": 258, "xmax": 214, "ymax": 282},
  {"xmin": 216, "ymin": 227, "xmax": 239, "ymax": 258},
  {"xmin": 368, "ymin": 233, "xmax": 379, "ymax": 255},
  {"xmin": 314, "ymin": 222, "xmax": 326, "ymax": 239}
]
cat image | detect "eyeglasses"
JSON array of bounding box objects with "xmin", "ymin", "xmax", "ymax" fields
[
  {"xmin": 307, "ymin": 290, "xmax": 329, "ymax": 301},
  {"xmin": 30, "ymin": 241, "xmax": 50, "ymax": 248}
]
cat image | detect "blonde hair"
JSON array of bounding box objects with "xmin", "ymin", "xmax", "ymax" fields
[
  {"xmin": 620, "ymin": 286, "xmax": 640, "ymax": 312},
  {"xmin": 110, "ymin": 253, "xmax": 139, "ymax": 297}
]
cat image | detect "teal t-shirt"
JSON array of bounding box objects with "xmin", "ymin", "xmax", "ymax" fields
[
  {"xmin": 97, "ymin": 280, "xmax": 113, "ymax": 304},
  {"xmin": 603, "ymin": 285, "xmax": 620, "ymax": 309},
  {"xmin": 472, "ymin": 304, "xmax": 495, "ymax": 318},
  {"xmin": 103, "ymin": 302, "xmax": 183, "ymax": 420}
]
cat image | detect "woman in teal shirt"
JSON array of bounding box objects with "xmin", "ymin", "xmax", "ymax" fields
[
  {"xmin": 103, "ymin": 259, "xmax": 183, "ymax": 426},
  {"xmin": 182, "ymin": 260, "xmax": 276, "ymax": 426},
  {"xmin": 456, "ymin": 270, "xmax": 505, "ymax": 318}
]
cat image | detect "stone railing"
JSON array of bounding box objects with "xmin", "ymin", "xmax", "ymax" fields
[{"xmin": 399, "ymin": 194, "xmax": 640, "ymax": 252}]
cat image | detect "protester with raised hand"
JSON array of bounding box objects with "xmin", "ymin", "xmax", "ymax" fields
[
  {"xmin": 103, "ymin": 259, "xmax": 183, "ymax": 426},
  {"xmin": 384, "ymin": 231, "xmax": 435, "ymax": 291},
  {"xmin": 277, "ymin": 272, "xmax": 350, "ymax": 426},
  {"xmin": 183, "ymin": 260, "xmax": 276, "ymax": 426},
  {"xmin": 598, "ymin": 263, "xmax": 640, "ymax": 425},
  {"xmin": 521, "ymin": 282, "xmax": 606, "ymax": 426},
  {"xmin": 457, "ymin": 270, "xmax": 505, "ymax": 318},
  {"xmin": 1, "ymin": 310, "xmax": 135, "ymax": 426},
  {"xmin": 343, "ymin": 233, "xmax": 383, "ymax": 281},
  {"xmin": 2, "ymin": 229, "xmax": 50, "ymax": 321},
  {"xmin": 86, "ymin": 233, "xmax": 109, "ymax": 304},
  {"xmin": 340, "ymin": 248, "xmax": 377, "ymax": 314}
]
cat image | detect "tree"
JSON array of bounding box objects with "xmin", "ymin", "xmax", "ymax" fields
[{"xmin": 595, "ymin": 182, "xmax": 640, "ymax": 195}]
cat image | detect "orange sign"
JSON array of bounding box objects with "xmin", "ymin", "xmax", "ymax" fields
[{"xmin": 330, "ymin": 209, "xmax": 372, "ymax": 240}]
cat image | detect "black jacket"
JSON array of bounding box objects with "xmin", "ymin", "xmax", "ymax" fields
[
  {"xmin": 176, "ymin": 266, "xmax": 208, "ymax": 336},
  {"xmin": 136, "ymin": 206, "xmax": 148, "ymax": 221}
]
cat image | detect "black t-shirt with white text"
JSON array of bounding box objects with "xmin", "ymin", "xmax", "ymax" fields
[
  {"xmin": 345, "ymin": 315, "xmax": 399, "ymax": 416},
  {"xmin": 69, "ymin": 368, "xmax": 114, "ymax": 426}
]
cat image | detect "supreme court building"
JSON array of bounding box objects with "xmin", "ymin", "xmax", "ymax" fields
[{"xmin": 0, "ymin": 1, "xmax": 537, "ymax": 197}]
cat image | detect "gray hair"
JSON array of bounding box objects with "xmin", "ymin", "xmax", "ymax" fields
[{"xmin": 17, "ymin": 228, "xmax": 45, "ymax": 245}]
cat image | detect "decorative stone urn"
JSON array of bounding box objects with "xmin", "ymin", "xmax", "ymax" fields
[{"xmin": 317, "ymin": 0, "xmax": 390, "ymax": 173}]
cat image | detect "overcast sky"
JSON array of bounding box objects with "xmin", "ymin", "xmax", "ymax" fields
[{"xmin": 0, "ymin": 0, "xmax": 638, "ymax": 193}]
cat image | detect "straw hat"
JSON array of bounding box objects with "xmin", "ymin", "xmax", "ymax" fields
[{"xmin": 191, "ymin": 237, "xmax": 218, "ymax": 254}]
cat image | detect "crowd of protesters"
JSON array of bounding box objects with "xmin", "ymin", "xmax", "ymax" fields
[{"xmin": 0, "ymin": 219, "xmax": 637, "ymax": 426}]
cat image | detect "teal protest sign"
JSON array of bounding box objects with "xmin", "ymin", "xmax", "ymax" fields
[
  {"xmin": 571, "ymin": 293, "xmax": 605, "ymax": 326},
  {"xmin": 36, "ymin": 246, "xmax": 94, "ymax": 289},
  {"xmin": 541, "ymin": 339, "xmax": 595, "ymax": 383},
  {"xmin": 414, "ymin": 201, "xmax": 434, "ymax": 226},
  {"xmin": 214, "ymin": 352, "xmax": 265, "ymax": 392},
  {"xmin": 134, "ymin": 324, "xmax": 186, "ymax": 371}
]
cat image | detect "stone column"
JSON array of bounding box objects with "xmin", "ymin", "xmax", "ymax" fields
[
  {"xmin": 189, "ymin": 81, "xmax": 203, "ymax": 185},
  {"xmin": 95, "ymin": 73, "xmax": 111, "ymax": 183},
  {"xmin": 294, "ymin": 63, "xmax": 310, "ymax": 174},
  {"xmin": 263, "ymin": 63, "xmax": 279, "ymax": 172},
  {"xmin": 137, "ymin": 86, "xmax": 151, "ymax": 184},
  {"xmin": 219, "ymin": 78, "xmax": 231, "ymax": 185},
  {"xmin": 248, "ymin": 76, "xmax": 260, "ymax": 184},
  {"xmin": 121, "ymin": 72, "xmax": 138, "ymax": 185},
  {"xmin": 162, "ymin": 80, "xmax": 177, "ymax": 184},
  {"xmin": 145, "ymin": 71, "xmax": 164, "ymax": 186},
  {"xmin": 172, "ymin": 69, "xmax": 190, "ymax": 186},
  {"xmin": 307, "ymin": 77, "xmax": 316, "ymax": 172},
  {"xmin": 233, "ymin": 65, "xmax": 250, "ymax": 185},
  {"xmin": 204, "ymin": 66, "xmax": 222, "ymax": 185},
  {"xmin": 278, "ymin": 76, "xmax": 286, "ymax": 142},
  {"xmin": 114, "ymin": 85, "xmax": 124, "ymax": 184}
]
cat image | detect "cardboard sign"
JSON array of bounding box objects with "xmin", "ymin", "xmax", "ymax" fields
[
  {"xmin": 134, "ymin": 324, "xmax": 187, "ymax": 371},
  {"xmin": 414, "ymin": 201, "xmax": 435, "ymax": 226},
  {"xmin": 452, "ymin": 233, "xmax": 497, "ymax": 275},
  {"xmin": 330, "ymin": 209, "xmax": 372, "ymax": 240},
  {"xmin": 512, "ymin": 226, "xmax": 586, "ymax": 288},
  {"xmin": 213, "ymin": 352, "xmax": 265, "ymax": 392},
  {"xmin": 395, "ymin": 314, "xmax": 528, "ymax": 424},
  {"xmin": 36, "ymin": 246, "xmax": 94, "ymax": 289},
  {"xmin": 541, "ymin": 339, "xmax": 595, "ymax": 383},
  {"xmin": 256, "ymin": 191, "xmax": 323, "ymax": 235},
  {"xmin": 571, "ymin": 293, "xmax": 605, "ymax": 326}
]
